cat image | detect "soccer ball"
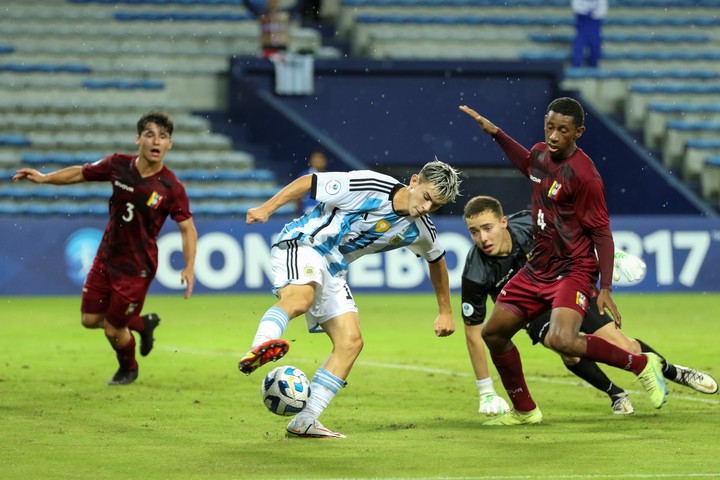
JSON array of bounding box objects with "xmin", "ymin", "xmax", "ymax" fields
[{"xmin": 260, "ymin": 366, "xmax": 310, "ymax": 416}]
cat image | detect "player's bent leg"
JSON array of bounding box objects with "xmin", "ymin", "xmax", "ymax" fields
[
  {"xmin": 670, "ymin": 365, "xmax": 718, "ymax": 394},
  {"xmin": 483, "ymin": 407, "xmax": 542, "ymax": 426},
  {"xmin": 635, "ymin": 353, "xmax": 669, "ymax": 408},
  {"xmin": 591, "ymin": 322, "xmax": 639, "ymax": 353}
]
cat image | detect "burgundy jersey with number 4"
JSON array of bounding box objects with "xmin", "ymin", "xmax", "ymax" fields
[
  {"xmin": 82, "ymin": 153, "xmax": 192, "ymax": 277},
  {"xmin": 493, "ymin": 130, "xmax": 614, "ymax": 288}
]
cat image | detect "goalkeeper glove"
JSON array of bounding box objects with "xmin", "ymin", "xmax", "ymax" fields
[{"xmin": 613, "ymin": 250, "xmax": 647, "ymax": 283}]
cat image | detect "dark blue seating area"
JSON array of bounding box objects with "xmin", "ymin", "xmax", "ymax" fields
[
  {"xmin": 564, "ymin": 68, "xmax": 720, "ymax": 81},
  {"xmin": 0, "ymin": 134, "xmax": 31, "ymax": 147},
  {"xmin": 524, "ymin": 50, "xmax": 720, "ymax": 62},
  {"xmin": 530, "ymin": 33, "xmax": 710, "ymax": 44},
  {"xmin": 82, "ymin": 79, "xmax": 165, "ymax": 90},
  {"xmin": 0, "ymin": 63, "xmax": 92, "ymax": 73},
  {"xmin": 356, "ymin": 13, "xmax": 720, "ymax": 27},
  {"xmin": 113, "ymin": 11, "xmax": 252, "ymax": 21}
]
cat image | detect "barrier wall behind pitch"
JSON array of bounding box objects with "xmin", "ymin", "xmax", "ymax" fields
[{"xmin": 1, "ymin": 217, "xmax": 718, "ymax": 295}]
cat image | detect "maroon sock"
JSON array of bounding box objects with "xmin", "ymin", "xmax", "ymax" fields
[
  {"xmin": 126, "ymin": 315, "xmax": 144, "ymax": 333},
  {"xmin": 114, "ymin": 335, "xmax": 138, "ymax": 371},
  {"xmin": 585, "ymin": 334, "xmax": 647, "ymax": 375},
  {"xmin": 490, "ymin": 345, "xmax": 537, "ymax": 412}
]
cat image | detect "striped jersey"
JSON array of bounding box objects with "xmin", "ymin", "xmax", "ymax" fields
[{"xmin": 273, "ymin": 170, "xmax": 445, "ymax": 277}]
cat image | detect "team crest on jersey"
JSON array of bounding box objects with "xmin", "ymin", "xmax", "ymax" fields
[
  {"xmin": 575, "ymin": 291, "xmax": 589, "ymax": 311},
  {"xmin": 125, "ymin": 302, "xmax": 138, "ymax": 315},
  {"xmin": 147, "ymin": 191, "xmax": 164, "ymax": 209},
  {"xmin": 325, "ymin": 180, "xmax": 341, "ymax": 195},
  {"xmin": 375, "ymin": 220, "xmax": 391, "ymax": 233},
  {"xmin": 303, "ymin": 265, "xmax": 316, "ymax": 277},
  {"xmin": 547, "ymin": 181, "xmax": 562, "ymax": 200}
]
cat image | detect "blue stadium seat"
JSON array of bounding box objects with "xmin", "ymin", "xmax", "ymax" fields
[
  {"xmin": 0, "ymin": 134, "xmax": 31, "ymax": 147},
  {"xmin": 82, "ymin": 79, "xmax": 165, "ymax": 90},
  {"xmin": 113, "ymin": 11, "xmax": 252, "ymax": 21}
]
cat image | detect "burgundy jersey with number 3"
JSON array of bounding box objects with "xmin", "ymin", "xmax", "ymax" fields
[{"xmin": 82, "ymin": 153, "xmax": 192, "ymax": 277}]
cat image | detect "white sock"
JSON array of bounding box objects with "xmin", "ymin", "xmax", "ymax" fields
[
  {"xmin": 296, "ymin": 368, "xmax": 345, "ymax": 422},
  {"xmin": 477, "ymin": 377, "xmax": 496, "ymax": 396},
  {"xmin": 251, "ymin": 306, "xmax": 289, "ymax": 348}
]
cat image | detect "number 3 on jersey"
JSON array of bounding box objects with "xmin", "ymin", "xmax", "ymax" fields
[
  {"xmin": 537, "ymin": 209, "xmax": 546, "ymax": 230},
  {"xmin": 122, "ymin": 202, "xmax": 135, "ymax": 222}
]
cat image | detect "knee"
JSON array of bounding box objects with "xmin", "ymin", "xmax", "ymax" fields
[
  {"xmin": 335, "ymin": 333, "xmax": 364, "ymax": 359},
  {"xmin": 545, "ymin": 331, "xmax": 579, "ymax": 356},
  {"xmin": 481, "ymin": 325, "xmax": 505, "ymax": 351},
  {"xmin": 81, "ymin": 314, "xmax": 103, "ymax": 329}
]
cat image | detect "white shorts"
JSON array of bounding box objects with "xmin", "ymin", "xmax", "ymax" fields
[{"xmin": 271, "ymin": 244, "xmax": 358, "ymax": 332}]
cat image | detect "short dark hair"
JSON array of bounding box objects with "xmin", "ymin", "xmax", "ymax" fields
[
  {"xmin": 137, "ymin": 111, "xmax": 174, "ymax": 136},
  {"xmin": 463, "ymin": 195, "xmax": 503, "ymax": 220},
  {"xmin": 547, "ymin": 97, "xmax": 585, "ymax": 128}
]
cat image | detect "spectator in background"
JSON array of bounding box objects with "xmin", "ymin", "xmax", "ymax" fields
[
  {"xmin": 243, "ymin": 0, "xmax": 300, "ymax": 57},
  {"xmin": 12, "ymin": 112, "xmax": 197, "ymax": 386},
  {"xmin": 296, "ymin": 150, "xmax": 327, "ymax": 215},
  {"xmin": 571, "ymin": 0, "xmax": 608, "ymax": 68}
]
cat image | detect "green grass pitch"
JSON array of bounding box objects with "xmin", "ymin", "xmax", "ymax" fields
[{"xmin": 1, "ymin": 293, "xmax": 719, "ymax": 479}]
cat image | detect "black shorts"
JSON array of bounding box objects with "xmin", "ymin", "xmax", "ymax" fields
[{"xmin": 524, "ymin": 298, "xmax": 612, "ymax": 345}]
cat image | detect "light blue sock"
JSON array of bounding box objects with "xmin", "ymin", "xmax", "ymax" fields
[
  {"xmin": 251, "ymin": 306, "xmax": 289, "ymax": 348},
  {"xmin": 297, "ymin": 368, "xmax": 345, "ymax": 421}
]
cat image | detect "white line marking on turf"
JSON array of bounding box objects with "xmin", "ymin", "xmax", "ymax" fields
[{"xmin": 160, "ymin": 346, "xmax": 720, "ymax": 405}]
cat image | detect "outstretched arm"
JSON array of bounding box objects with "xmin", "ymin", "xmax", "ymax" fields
[
  {"xmin": 177, "ymin": 217, "xmax": 198, "ymax": 299},
  {"xmin": 13, "ymin": 166, "xmax": 86, "ymax": 185},
  {"xmin": 459, "ymin": 105, "xmax": 499, "ymax": 135},
  {"xmin": 247, "ymin": 174, "xmax": 313, "ymax": 224},
  {"xmin": 428, "ymin": 256, "xmax": 455, "ymax": 337}
]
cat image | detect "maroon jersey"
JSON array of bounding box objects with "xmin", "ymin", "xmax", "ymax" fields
[
  {"xmin": 82, "ymin": 153, "xmax": 192, "ymax": 277},
  {"xmin": 492, "ymin": 129, "xmax": 614, "ymax": 289}
]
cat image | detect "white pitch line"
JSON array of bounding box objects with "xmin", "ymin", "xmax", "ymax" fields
[{"xmin": 160, "ymin": 346, "xmax": 720, "ymax": 405}]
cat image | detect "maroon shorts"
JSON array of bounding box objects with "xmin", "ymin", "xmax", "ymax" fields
[
  {"xmin": 495, "ymin": 269, "xmax": 595, "ymax": 322},
  {"xmin": 81, "ymin": 258, "xmax": 153, "ymax": 328}
]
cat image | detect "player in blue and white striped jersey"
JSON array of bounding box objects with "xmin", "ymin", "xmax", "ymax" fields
[{"xmin": 238, "ymin": 160, "xmax": 461, "ymax": 438}]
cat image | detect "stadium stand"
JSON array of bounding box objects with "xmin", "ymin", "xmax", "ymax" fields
[
  {"xmin": 0, "ymin": 0, "xmax": 336, "ymax": 216},
  {"xmin": 329, "ymin": 0, "xmax": 720, "ymax": 208},
  {"xmin": 2, "ymin": 0, "xmax": 720, "ymax": 212}
]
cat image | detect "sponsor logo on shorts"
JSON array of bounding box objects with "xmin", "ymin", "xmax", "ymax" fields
[
  {"xmin": 125, "ymin": 303, "xmax": 138, "ymax": 315},
  {"xmin": 325, "ymin": 180, "xmax": 341, "ymax": 195},
  {"xmin": 461, "ymin": 302, "xmax": 474, "ymax": 317},
  {"xmin": 576, "ymin": 291, "xmax": 588, "ymax": 311}
]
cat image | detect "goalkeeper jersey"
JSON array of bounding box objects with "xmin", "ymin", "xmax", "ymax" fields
[{"xmin": 273, "ymin": 170, "xmax": 445, "ymax": 277}]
